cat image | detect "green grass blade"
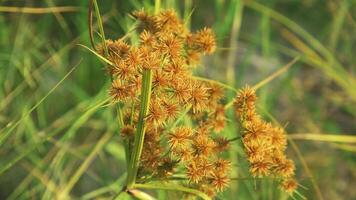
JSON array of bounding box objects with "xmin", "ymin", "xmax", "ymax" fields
[{"xmin": 0, "ymin": 60, "xmax": 81, "ymax": 147}]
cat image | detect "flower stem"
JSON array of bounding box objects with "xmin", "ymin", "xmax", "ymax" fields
[
  {"xmin": 91, "ymin": 0, "xmax": 129, "ymax": 183},
  {"xmin": 92, "ymin": 0, "xmax": 108, "ymax": 55},
  {"xmin": 126, "ymin": 0, "xmax": 160, "ymax": 188},
  {"xmin": 134, "ymin": 183, "xmax": 211, "ymax": 200},
  {"xmin": 126, "ymin": 69, "xmax": 153, "ymax": 188},
  {"xmin": 154, "ymin": 0, "xmax": 161, "ymax": 14}
]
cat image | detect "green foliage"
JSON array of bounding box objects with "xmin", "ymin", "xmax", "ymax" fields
[{"xmin": 0, "ymin": 0, "xmax": 355, "ymax": 199}]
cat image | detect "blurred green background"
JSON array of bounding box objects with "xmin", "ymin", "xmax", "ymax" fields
[{"xmin": 0, "ymin": 0, "xmax": 355, "ymax": 199}]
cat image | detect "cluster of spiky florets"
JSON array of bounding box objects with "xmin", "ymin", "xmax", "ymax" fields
[
  {"xmin": 234, "ymin": 86, "xmax": 298, "ymax": 194},
  {"xmin": 168, "ymin": 124, "xmax": 231, "ymax": 196},
  {"xmin": 99, "ymin": 9, "xmax": 230, "ymax": 197}
]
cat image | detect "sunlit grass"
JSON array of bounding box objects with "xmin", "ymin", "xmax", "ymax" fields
[{"xmin": 0, "ymin": 0, "xmax": 355, "ymax": 200}]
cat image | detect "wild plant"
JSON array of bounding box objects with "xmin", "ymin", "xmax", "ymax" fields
[{"xmin": 89, "ymin": 1, "xmax": 299, "ymax": 199}]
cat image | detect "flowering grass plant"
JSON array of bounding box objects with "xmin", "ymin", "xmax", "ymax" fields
[{"xmin": 89, "ymin": 1, "xmax": 300, "ymax": 199}]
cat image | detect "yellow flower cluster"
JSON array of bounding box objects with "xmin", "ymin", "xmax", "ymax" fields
[
  {"xmin": 234, "ymin": 86, "xmax": 298, "ymax": 194},
  {"xmin": 99, "ymin": 9, "xmax": 230, "ymax": 197}
]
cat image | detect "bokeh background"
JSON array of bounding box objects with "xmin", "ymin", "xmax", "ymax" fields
[{"xmin": 0, "ymin": 0, "xmax": 355, "ymax": 199}]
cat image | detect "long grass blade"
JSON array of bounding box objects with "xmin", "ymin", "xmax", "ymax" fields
[
  {"xmin": 253, "ymin": 57, "xmax": 299, "ymax": 90},
  {"xmin": 77, "ymin": 44, "xmax": 113, "ymax": 66},
  {"xmin": 0, "ymin": 60, "xmax": 81, "ymax": 147},
  {"xmin": 0, "ymin": 6, "xmax": 79, "ymax": 14},
  {"xmin": 0, "ymin": 96, "xmax": 108, "ymax": 177},
  {"xmin": 289, "ymin": 133, "xmax": 356, "ymax": 143},
  {"xmin": 58, "ymin": 131, "xmax": 113, "ymax": 199}
]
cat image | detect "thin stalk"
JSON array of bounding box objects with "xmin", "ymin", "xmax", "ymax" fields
[
  {"xmin": 92, "ymin": 0, "xmax": 108, "ymax": 55},
  {"xmin": 183, "ymin": 0, "xmax": 193, "ymax": 28},
  {"xmin": 116, "ymin": 104, "xmax": 130, "ymax": 169},
  {"xmin": 228, "ymin": 136, "xmax": 241, "ymax": 142},
  {"xmin": 252, "ymin": 57, "xmax": 299, "ymax": 90},
  {"xmin": 77, "ymin": 44, "xmax": 113, "ymax": 66},
  {"xmin": 126, "ymin": 69, "xmax": 153, "ymax": 188},
  {"xmin": 89, "ymin": 0, "xmax": 128, "ymax": 186},
  {"xmin": 134, "ymin": 183, "xmax": 211, "ymax": 200},
  {"xmin": 192, "ymin": 76, "xmax": 238, "ymax": 92},
  {"xmin": 88, "ymin": 0, "xmax": 95, "ymax": 50},
  {"xmin": 224, "ymin": 57, "xmax": 298, "ymax": 109}
]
